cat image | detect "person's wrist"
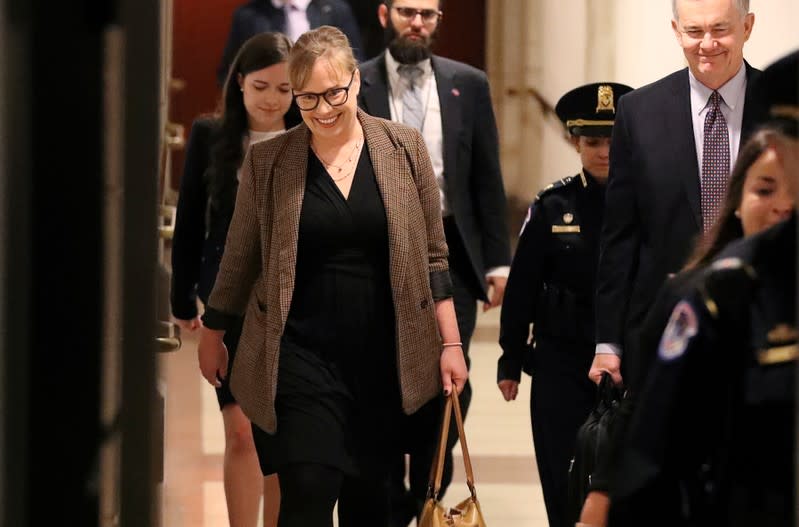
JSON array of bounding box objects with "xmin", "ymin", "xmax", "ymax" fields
[
  {"xmin": 442, "ymin": 341, "xmax": 462, "ymax": 349},
  {"xmin": 595, "ymin": 342, "xmax": 623, "ymax": 358}
]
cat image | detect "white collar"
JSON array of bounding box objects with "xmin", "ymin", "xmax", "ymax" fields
[{"xmin": 689, "ymin": 62, "xmax": 747, "ymax": 114}]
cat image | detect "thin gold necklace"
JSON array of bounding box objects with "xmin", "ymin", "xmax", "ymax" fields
[{"xmin": 312, "ymin": 138, "xmax": 362, "ymax": 178}]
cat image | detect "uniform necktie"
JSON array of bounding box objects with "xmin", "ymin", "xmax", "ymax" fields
[
  {"xmin": 700, "ymin": 90, "xmax": 730, "ymax": 233},
  {"xmin": 398, "ymin": 64, "xmax": 425, "ymax": 131}
]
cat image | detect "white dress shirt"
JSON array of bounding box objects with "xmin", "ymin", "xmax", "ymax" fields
[
  {"xmin": 384, "ymin": 52, "xmax": 508, "ymax": 280},
  {"xmin": 385, "ymin": 51, "xmax": 448, "ymax": 216},
  {"xmin": 272, "ymin": 0, "xmax": 312, "ymax": 43},
  {"xmin": 689, "ymin": 62, "xmax": 747, "ymax": 171}
]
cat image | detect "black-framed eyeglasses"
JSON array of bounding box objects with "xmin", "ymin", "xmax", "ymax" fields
[
  {"xmin": 393, "ymin": 6, "xmax": 443, "ymax": 24},
  {"xmin": 292, "ymin": 71, "xmax": 355, "ymax": 111}
]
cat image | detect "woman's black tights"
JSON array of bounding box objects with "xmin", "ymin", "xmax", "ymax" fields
[{"xmin": 277, "ymin": 462, "xmax": 390, "ymax": 527}]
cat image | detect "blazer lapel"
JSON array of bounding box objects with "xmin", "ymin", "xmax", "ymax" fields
[
  {"xmin": 360, "ymin": 111, "xmax": 409, "ymax": 296},
  {"xmin": 432, "ymin": 56, "xmax": 460, "ymax": 185},
  {"xmin": 359, "ymin": 53, "xmax": 392, "ymax": 119},
  {"xmin": 272, "ymin": 125, "xmax": 310, "ymax": 325},
  {"xmin": 667, "ymin": 68, "xmax": 702, "ymax": 229}
]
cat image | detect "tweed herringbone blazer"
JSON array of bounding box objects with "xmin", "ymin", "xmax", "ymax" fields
[{"xmin": 207, "ymin": 110, "xmax": 449, "ymax": 434}]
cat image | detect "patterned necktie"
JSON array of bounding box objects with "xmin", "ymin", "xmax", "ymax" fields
[
  {"xmin": 398, "ymin": 65, "xmax": 425, "ymax": 131},
  {"xmin": 700, "ymin": 90, "xmax": 730, "ymax": 233}
]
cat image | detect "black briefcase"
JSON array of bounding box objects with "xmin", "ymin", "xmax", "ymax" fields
[{"xmin": 566, "ymin": 372, "xmax": 625, "ymax": 524}]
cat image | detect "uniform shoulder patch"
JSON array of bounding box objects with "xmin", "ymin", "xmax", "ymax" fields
[
  {"xmin": 700, "ymin": 256, "xmax": 757, "ymax": 318},
  {"xmin": 658, "ymin": 300, "xmax": 699, "ymax": 361},
  {"xmin": 534, "ymin": 176, "xmax": 574, "ymax": 202}
]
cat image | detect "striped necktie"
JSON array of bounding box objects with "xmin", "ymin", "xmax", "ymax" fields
[
  {"xmin": 700, "ymin": 90, "xmax": 730, "ymax": 233},
  {"xmin": 398, "ymin": 64, "xmax": 425, "ymax": 131}
]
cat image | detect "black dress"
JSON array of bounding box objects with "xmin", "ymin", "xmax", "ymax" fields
[{"xmin": 251, "ymin": 145, "xmax": 401, "ymax": 478}]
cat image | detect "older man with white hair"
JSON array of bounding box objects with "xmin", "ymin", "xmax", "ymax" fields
[{"xmin": 589, "ymin": 0, "xmax": 763, "ymax": 395}]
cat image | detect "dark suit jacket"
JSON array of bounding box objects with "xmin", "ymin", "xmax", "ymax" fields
[
  {"xmin": 170, "ymin": 112, "xmax": 301, "ymax": 320},
  {"xmin": 357, "ymin": 52, "xmax": 510, "ymax": 300},
  {"xmin": 217, "ymin": 0, "xmax": 364, "ymax": 85},
  {"xmin": 595, "ymin": 63, "xmax": 762, "ymax": 383},
  {"xmin": 206, "ymin": 111, "xmax": 450, "ymax": 433}
]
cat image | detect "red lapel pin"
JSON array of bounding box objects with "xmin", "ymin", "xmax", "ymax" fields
[{"xmin": 451, "ymin": 88, "xmax": 460, "ymax": 97}]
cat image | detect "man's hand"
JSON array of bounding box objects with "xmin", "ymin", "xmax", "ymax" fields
[
  {"xmin": 483, "ymin": 275, "xmax": 507, "ymax": 312},
  {"xmin": 497, "ymin": 379, "xmax": 519, "ymax": 401},
  {"xmin": 578, "ymin": 490, "xmax": 610, "ymax": 527},
  {"xmin": 588, "ymin": 354, "xmax": 623, "ymax": 386}
]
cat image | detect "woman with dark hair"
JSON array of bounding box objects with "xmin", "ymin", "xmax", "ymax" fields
[
  {"xmin": 580, "ymin": 125, "xmax": 795, "ymax": 527},
  {"xmin": 171, "ymin": 32, "xmax": 299, "ymax": 527},
  {"xmin": 601, "ymin": 124, "xmax": 796, "ymax": 525}
]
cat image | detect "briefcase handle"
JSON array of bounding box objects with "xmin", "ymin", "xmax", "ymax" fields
[
  {"xmin": 427, "ymin": 389, "xmax": 477, "ymax": 501},
  {"xmin": 596, "ymin": 371, "xmax": 624, "ymax": 410}
]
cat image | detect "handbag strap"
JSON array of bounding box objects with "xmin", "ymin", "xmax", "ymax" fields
[
  {"xmin": 427, "ymin": 389, "xmax": 477, "ymax": 500},
  {"xmin": 450, "ymin": 385, "xmax": 477, "ymax": 497}
]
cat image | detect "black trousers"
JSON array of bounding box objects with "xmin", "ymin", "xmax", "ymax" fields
[
  {"xmin": 388, "ymin": 217, "xmax": 479, "ymax": 526},
  {"xmin": 530, "ymin": 361, "xmax": 595, "ymax": 527}
]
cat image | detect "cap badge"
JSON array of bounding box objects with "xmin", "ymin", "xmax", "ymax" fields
[
  {"xmin": 596, "ymin": 85, "xmax": 615, "ymax": 113},
  {"xmin": 563, "ymin": 213, "xmax": 574, "ymax": 224}
]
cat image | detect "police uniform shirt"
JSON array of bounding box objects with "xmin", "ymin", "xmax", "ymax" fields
[
  {"xmin": 612, "ymin": 214, "xmax": 796, "ymax": 526},
  {"xmin": 498, "ymin": 169, "xmax": 606, "ymax": 382}
]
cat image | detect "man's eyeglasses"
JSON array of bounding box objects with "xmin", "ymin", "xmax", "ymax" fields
[
  {"xmin": 293, "ymin": 71, "xmax": 355, "ymax": 111},
  {"xmin": 393, "ymin": 6, "xmax": 443, "ymax": 24}
]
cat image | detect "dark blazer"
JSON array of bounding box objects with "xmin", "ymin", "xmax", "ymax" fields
[
  {"xmin": 357, "ymin": 52, "xmax": 511, "ymax": 299},
  {"xmin": 594, "ymin": 64, "xmax": 761, "ymax": 383},
  {"xmin": 217, "ymin": 0, "xmax": 364, "ymax": 85},
  {"xmin": 170, "ymin": 118, "xmax": 222, "ymax": 320},
  {"xmin": 206, "ymin": 111, "xmax": 450, "ymax": 433}
]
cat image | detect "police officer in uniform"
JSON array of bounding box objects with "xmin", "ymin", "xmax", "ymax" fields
[
  {"xmin": 497, "ymin": 81, "xmax": 633, "ymax": 527},
  {"xmin": 608, "ymin": 50, "xmax": 798, "ymax": 527}
]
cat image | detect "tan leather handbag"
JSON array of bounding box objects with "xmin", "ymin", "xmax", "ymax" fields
[{"xmin": 418, "ymin": 389, "xmax": 487, "ymax": 527}]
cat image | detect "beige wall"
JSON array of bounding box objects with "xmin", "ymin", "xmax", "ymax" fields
[{"xmin": 488, "ymin": 0, "xmax": 799, "ymax": 223}]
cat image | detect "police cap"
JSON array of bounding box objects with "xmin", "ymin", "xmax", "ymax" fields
[
  {"xmin": 751, "ymin": 50, "xmax": 798, "ymax": 137},
  {"xmin": 554, "ymin": 82, "xmax": 634, "ymax": 137}
]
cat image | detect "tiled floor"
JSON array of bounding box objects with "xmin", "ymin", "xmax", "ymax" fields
[{"xmin": 161, "ymin": 307, "xmax": 548, "ymax": 526}]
